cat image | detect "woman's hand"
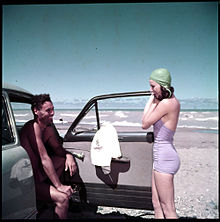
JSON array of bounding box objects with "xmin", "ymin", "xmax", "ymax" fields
[
  {"xmin": 152, "ymin": 96, "xmax": 160, "ymax": 105},
  {"xmin": 143, "ymin": 95, "xmax": 154, "ymax": 115},
  {"xmin": 142, "ymin": 95, "xmax": 159, "ymax": 129}
]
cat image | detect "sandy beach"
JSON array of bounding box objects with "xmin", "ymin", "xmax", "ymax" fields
[{"xmin": 173, "ymin": 128, "xmax": 218, "ymax": 218}]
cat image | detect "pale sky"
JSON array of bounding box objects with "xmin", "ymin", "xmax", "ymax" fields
[{"xmin": 2, "ymin": 2, "xmax": 218, "ymax": 103}]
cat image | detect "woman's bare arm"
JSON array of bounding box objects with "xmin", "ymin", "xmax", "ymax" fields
[{"xmin": 142, "ymin": 98, "xmax": 169, "ymax": 129}]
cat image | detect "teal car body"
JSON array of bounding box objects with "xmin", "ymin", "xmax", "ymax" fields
[{"xmin": 2, "ymin": 83, "xmax": 37, "ymax": 219}]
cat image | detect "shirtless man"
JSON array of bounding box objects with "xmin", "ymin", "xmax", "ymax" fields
[{"xmin": 20, "ymin": 94, "xmax": 77, "ymax": 219}]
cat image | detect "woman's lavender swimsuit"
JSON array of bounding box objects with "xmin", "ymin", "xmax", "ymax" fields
[{"xmin": 153, "ymin": 119, "xmax": 180, "ymax": 175}]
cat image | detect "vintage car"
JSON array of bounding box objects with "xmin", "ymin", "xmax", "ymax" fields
[
  {"xmin": 2, "ymin": 83, "xmax": 154, "ymax": 219},
  {"xmin": 2, "ymin": 83, "xmax": 37, "ymax": 219}
]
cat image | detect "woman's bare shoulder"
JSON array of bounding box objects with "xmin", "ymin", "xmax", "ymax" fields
[
  {"xmin": 173, "ymin": 96, "xmax": 180, "ymax": 109},
  {"xmin": 161, "ymin": 96, "xmax": 180, "ymax": 110}
]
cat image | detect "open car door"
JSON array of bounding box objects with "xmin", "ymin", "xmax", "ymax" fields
[{"xmin": 63, "ymin": 91, "xmax": 154, "ymax": 210}]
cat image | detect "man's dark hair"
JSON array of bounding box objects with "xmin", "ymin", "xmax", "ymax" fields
[{"xmin": 31, "ymin": 94, "xmax": 52, "ymax": 117}]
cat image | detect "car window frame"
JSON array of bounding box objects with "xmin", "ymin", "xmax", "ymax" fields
[
  {"xmin": 64, "ymin": 91, "xmax": 151, "ymax": 141},
  {"xmin": 2, "ymin": 97, "xmax": 14, "ymax": 145},
  {"xmin": 2, "ymin": 91, "xmax": 19, "ymax": 150}
]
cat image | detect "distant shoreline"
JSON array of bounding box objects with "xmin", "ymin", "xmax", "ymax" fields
[{"xmin": 13, "ymin": 108, "xmax": 218, "ymax": 112}]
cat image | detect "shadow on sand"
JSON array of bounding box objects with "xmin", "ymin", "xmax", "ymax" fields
[{"xmin": 68, "ymin": 202, "xmax": 154, "ymax": 220}]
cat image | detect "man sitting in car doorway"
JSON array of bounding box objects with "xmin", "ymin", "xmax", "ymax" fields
[{"xmin": 20, "ymin": 94, "xmax": 77, "ymax": 219}]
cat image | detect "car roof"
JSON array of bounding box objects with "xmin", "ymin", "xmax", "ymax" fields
[
  {"xmin": 2, "ymin": 82, "xmax": 33, "ymax": 103},
  {"xmin": 3, "ymin": 83, "xmax": 32, "ymax": 94}
]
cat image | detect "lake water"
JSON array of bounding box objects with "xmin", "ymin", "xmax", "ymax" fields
[{"xmin": 13, "ymin": 109, "xmax": 218, "ymax": 135}]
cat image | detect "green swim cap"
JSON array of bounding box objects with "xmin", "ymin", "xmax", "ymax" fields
[{"xmin": 150, "ymin": 68, "xmax": 171, "ymax": 88}]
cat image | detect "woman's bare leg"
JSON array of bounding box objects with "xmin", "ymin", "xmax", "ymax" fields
[
  {"xmin": 154, "ymin": 170, "xmax": 178, "ymax": 219},
  {"xmin": 151, "ymin": 170, "xmax": 164, "ymax": 218}
]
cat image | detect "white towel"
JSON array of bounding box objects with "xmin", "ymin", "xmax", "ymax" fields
[{"xmin": 91, "ymin": 122, "xmax": 122, "ymax": 174}]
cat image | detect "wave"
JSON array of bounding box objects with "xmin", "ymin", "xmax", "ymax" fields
[
  {"xmin": 84, "ymin": 116, "xmax": 96, "ymax": 119},
  {"xmin": 60, "ymin": 113, "xmax": 78, "ymax": 117},
  {"xmin": 80, "ymin": 120, "xmax": 141, "ymax": 127},
  {"xmin": 53, "ymin": 119, "xmax": 68, "ymax": 124},
  {"xmin": 114, "ymin": 111, "xmax": 128, "ymax": 118},
  {"xmin": 177, "ymin": 125, "xmax": 218, "ymax": 130},
  {"xmin": 78, "ymin": 120, "xmax": 217, "ymax": 130},
  {"xmin": 84, "ymin": 114, "xmax": 109, "ymax": 120},
  {"xmin": 15, "ymin": 118, "xmax": 218, "ymax": 131},
  {"xmin": 180, "ymin": 117, "xmax": 218, "ymax": 121},
  {"xmin": 112, "ymin": 121, "xmax": 141, "ymax": 127},
  {"xmin": 15, "ymin": 119, "xmax": 69, "ymax": 124},
  {"xmin": 180, "ymin": 114, "xmax": 194, "ymax": 119},
  {"xmin": 14, "ymin": 119, "xmax": 28, "ymax": 122},
  {"xmin": 14, "ymin": 114, "xmax": 29, "ymax": 117},
  {"xmin": 195, "ymin": 117, "xmax": 218, "ymax": 121}
]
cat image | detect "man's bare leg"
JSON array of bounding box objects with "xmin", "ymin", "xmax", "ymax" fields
[{"xmin": 50, "ymin": 186, "xmax": 69, "ymax": 219}]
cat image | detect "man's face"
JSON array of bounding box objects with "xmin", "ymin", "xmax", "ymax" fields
[{"xmin": 35, "ymin": 101, "xmax": 54, "ymax": 125}]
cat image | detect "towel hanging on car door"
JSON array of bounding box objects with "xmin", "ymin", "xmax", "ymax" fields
[{"xmin": 91, "ymin": 122, "xmax": 122, "ymax": 174}]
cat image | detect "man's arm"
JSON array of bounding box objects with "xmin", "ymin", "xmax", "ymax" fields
[
  {"xmin": 65, "ymin": 154, "xmax": 77, "ymax": 177},
  {"xmin": 33, "ymin": 122, "xmax": 74, "ymax": 196},
  {"xmin": 34, "ymin": 122, "xmax": 62, "ymax": 188},
  {"xmin": 44, "ymin": 124, "xmax": 68, "ymax": 157},
  {"xmin": 44, "ymin": 124, "xmax": 77, "ymax": 177}
]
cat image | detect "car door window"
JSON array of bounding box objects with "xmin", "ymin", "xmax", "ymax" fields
[
  {"xmin": 10, "ymin": 102, "xmax": 33, "ymax": 128},
  {"xmin": 73, "ymin": 96, "xmax": 148, "ymax": 134},
  {"xmin": 74, "ymin": 105, "xmax": 98, "ymax": 133},
  {"xmin": 2, "ymin": 98, "xmax": 14, "ymax": 145},
  {"xmin": 97, "ymin": 97, "xmax": 148, "ymax": 133}
]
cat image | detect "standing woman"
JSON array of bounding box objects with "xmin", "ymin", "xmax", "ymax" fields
[{"xmin": 142, "ymin": 68, "xmax": 180, "ymax": 219}]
